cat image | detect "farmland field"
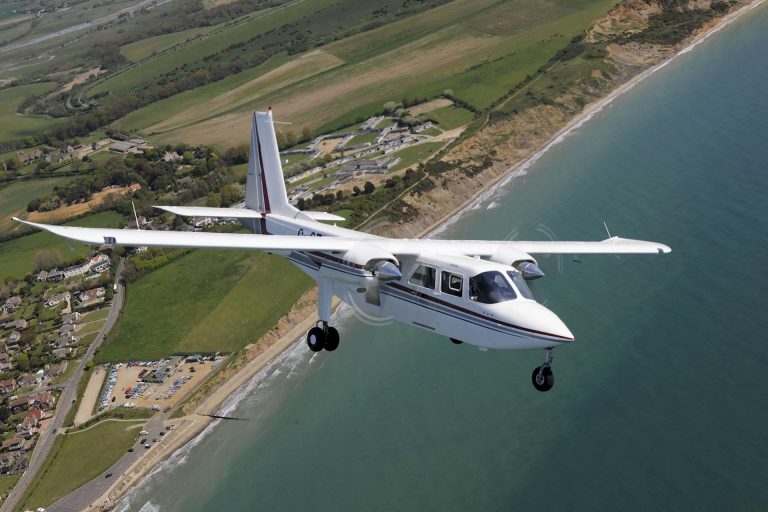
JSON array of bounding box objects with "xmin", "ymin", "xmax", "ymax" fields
[
  {"xmin": 120, "ymin": 26, "xmax": 214, "ymax": 62},
  {"xmin": 0, "ymin": 211, "xmax": 121, "ymax": 281},
  {"xmin": 0, "ymin": 177, "xmax": 73, "ymax": 234},
  {"xmin": 0, "ymin": 83, "xmax": 62, "ymax": 140},
  {"xmin": 96, "ymin": 249, "xmax": 312, "ymax": 361},
  {"xmin": 116, "ymin": 0, "xmax": 616, "ymax": 148},
  {"xmin": 88, "ymin": 0, "xmax": 338, "ymax": 100}
]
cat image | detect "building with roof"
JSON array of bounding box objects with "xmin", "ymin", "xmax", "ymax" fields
[
  {"xmin": 1, "ymin": 319, "xmax": 26, "ymax": 330},
  {"xmin": 0, "ymin": 379, "xmax": 17, "ymax": 394},
  {"xmin": 2, "ymin": 296, "xmax": 22, "ymax": 312},
  {"xmin": 45, "ymin": 292, "xmax": 70, "ymax": 308},
  {"xmin": 109, "ymin": 141, "xmax": 135, "ymax": 153},
  {"xmin": 79, "ymin": 287, "xmax": 105, "ymax": 304},
  {"xmin": 2, "ymin": 437, "xmax": 23, "ymax": 452}
]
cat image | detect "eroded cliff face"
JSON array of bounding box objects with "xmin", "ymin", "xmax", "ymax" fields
[
  {"xmin": 376, "ymin": 0, "xmax": 751, "ymax": 239},
  {"xmin": 586, "ymin": 0, "xmax": 664, "ymax": 42}
]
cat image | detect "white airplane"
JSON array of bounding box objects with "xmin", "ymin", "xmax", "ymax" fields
[{"xmin": 15, "ymin": 110, "xmax": 671, "ymax": 391}]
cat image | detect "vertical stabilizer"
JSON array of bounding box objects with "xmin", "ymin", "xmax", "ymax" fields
[{"xmin": 244, "ymin": 110, "xmax": 298, "ymax": 217}]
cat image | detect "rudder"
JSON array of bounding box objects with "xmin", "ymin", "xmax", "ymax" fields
[{"xmin": 244, "ymin": 110, "xmax": 298, "ymax": 217}]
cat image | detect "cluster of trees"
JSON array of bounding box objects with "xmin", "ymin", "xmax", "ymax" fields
[
  {"xmin": 296, "ymin": 181, "xmax": 376, "ymax": 211},
  {"xmin": 24, "ymin": 144, "xmax": 245, "ymax": 228}
]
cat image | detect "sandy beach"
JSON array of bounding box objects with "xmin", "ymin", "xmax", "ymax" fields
[{"xmin": 88, "ymin": 1, "xmax": 766, "ymax": 508}]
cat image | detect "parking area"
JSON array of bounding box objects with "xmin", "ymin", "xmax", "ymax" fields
[{"xmin": 101, "ymin": 357, "xmax": 220, "ymax": 412}]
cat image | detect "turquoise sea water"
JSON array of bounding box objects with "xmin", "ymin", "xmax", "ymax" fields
[{"xmin": 120, "ymin": 6, "xmax": 768, "ymax": 511}]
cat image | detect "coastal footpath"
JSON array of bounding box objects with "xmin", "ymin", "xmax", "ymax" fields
[{"xmin": 45, "ymin": 0, "xmax": 762, "ymax": 509}]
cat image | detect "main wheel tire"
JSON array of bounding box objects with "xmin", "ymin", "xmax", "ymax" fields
[
  {"xmin": 450, "ymin": 338, "xmax": 464, "ymax": 345},
  {"xmin": 306, "ymin": 327, "xmax": 325, "ymax": 352},
  {"xmin": 324, "ymin": 327, "xmax": 340, "ymax": 351},
  {"xmin": 531, "ymin": 365, "xmax": 554, "ymax": 392}
]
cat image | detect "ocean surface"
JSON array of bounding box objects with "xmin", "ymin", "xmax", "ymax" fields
[{"xmin": 119, "ymin": 6, "xmax": 768, "ymax": 511}]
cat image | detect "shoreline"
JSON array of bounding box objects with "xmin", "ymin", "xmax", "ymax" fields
[{"xmin": 85, "ymin": 1, "xmax": 765, "ymax": 509}]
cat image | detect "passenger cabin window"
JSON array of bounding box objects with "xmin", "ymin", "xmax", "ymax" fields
[
  {"xmin": 507, "ymin": 271, "xmax": 534, "ymax": 299},
  {"xmin": 469, "ymin": 271, "xmax": 517, "ymax": 304},
  {"xmin": 409, "ymin": 265, "xmax": 436, "ymax": 290},
  {"xmin": 441, "ymin": 271, "xmax": 464, "ymax": 297}
]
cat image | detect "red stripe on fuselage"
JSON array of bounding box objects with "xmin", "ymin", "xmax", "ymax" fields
[{"xmin": 256, "ymin": 131, "xmax": 271, "ymax": 213}]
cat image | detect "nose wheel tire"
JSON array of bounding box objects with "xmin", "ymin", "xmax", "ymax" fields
[
  {"xmin": 532, "ymin": 365, "xmax": 554, "ymax": 392},
  {"xmin": 324, "ymin": 327, "xmax": 340, "ymax": 351},
  {"xmin": 306, "ymin": 327, "xmax": 325, "ymax": 352}
]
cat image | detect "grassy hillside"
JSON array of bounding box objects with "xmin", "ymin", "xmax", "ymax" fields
[
  {"xmin": 96, "ymin": 249, "xmax": 312, "ymax": 361},
  {"xmin": 0, "ymin": 210, "xmax": 121, "ymax": 281},
  {"xmin": 0, "ymin": 83, "xmax": 62, "ymax": 140},
  {"xmin": 18, "ymin": 419, "xmax": 142, "ymax": 511},
  {"xmin": 120, "ymin": 26, "xmax": 214, "ymax": 62},
  {"xmin": 87, "ymin": 0, "xmax": 343, "ymax": 99},
  {"xmin": 0, "ymin": 177, "xmax": 73, "ymax": 234},
  {"xmin": 113, "ymin": 0, "xmax": 616, "ymax": 147}
]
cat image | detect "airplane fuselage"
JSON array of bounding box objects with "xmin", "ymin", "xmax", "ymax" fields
[{"xmin": 250, "ymin": 213, "xmax": 574, "ymax": 351}]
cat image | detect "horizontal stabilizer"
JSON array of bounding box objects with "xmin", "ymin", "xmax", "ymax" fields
[
  {"xmin": 303, "ymin": 212, "xmax": 345, "ymax": 222},
  {"xmin": 155, "ymin": 206, "xmax": 344, "ymax": 223},
  {"xmin": 154, "ymin": 206, "xmax": 262, "ymax": 218}
]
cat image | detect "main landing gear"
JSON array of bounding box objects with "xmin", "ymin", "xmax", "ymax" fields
[
  {"xmin": 306, "ymin": 321, "xmax": 340, "ymax": 352},
  {"xmin": 532, "ymin": 348, "xmax": 555, "ymax": 392}
]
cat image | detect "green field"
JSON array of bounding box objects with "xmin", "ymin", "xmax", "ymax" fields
[
  {"xmin": 81, "ymin": 308, "xmax": 109, "ymax": 323},
  {"xmin": 89, "ymin": 0, "xmax": 337, "ymax": 100},
  {"xmin": 0, "ymin": 211, "xmax": 121, "ymax": 281},
  {"xmin": 0, "ymin": 83, "xmax": 63, "ymax": 140},
  {"xmin": 120, "ymin": 26, "xmax": 213, "ymax": 62},
  {"xmin": 96, "ymin": 249, "xmax": 312, "ymax": 361},
  {"xmin": 113, "ymin": 0, "xmax": 616, "ymax": 148},
  {"xmin": 0, "ymin": 474, "xmax": 19, "ymax": 499},
  {"xmin": 346, "ymin": 131, "xmax": 380, "ymax": 147},
  {"xmin": 0, "ymin": 1, "xmax": 22, "ymax": 20},
  {"xmin": 78, "ymin": 319, "xmax": 106, "ymax": 335},
  {"xmin": 18, "ymin": 420, "xmax": 141, "ymax": 511},
  {"xmin": 0, "ymin": 177, "xmax": 73, "ymax": 234},
  {"xmin": 389, "ymin": 142, "xmax": 445, "ymax": 172},
  {"xmin": 424, "ymin": 106, "xmax": 476, "ymax": 130}
]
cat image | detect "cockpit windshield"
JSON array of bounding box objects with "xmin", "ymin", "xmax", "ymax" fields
[
  {"xmin": 507, "ymin": 271, "xmax": 534, "ymax": 299},
  {"xmin": 469, "ymin": 271, "xmax": 517, "ymax": 304}
]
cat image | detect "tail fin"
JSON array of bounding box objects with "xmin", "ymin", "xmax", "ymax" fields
[{"xmin": 245, "ymin": 110, "xmax": 298, "ymax": 217}]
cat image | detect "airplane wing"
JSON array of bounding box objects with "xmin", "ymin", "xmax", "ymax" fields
[
  {"xmin": 379, "ymin": 237, "xmax": 671, "ymax": 256},
  {"xmin": 14, "ymin": 218, "xmax": 670, "ymax": 256},
  {"xmin": 13, "ymin": 219, "xmax": 356, "ymax": 252}
]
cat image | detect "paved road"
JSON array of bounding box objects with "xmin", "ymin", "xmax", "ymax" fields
[
  {"xmin": 0, "ymin": 260, "xmax": 125, "ymax": 512},
  {"xmin": 47, "ymin": 413, "xmax": 170, "ymax": 512}
]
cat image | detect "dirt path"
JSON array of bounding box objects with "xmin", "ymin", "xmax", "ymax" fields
[{"xmin": 75, "ymin": 368, "xmax": 105, "ymax": 426}]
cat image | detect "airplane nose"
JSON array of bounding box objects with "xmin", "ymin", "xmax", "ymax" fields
[{"xmin": 511, "ymin": 302, "xmax": 574, "ymax": 342}]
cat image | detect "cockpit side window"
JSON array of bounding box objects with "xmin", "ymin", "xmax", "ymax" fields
[
  {"xmin": 469, "ymin": 271, "xmax": 517, "ymax": 304},
  {"xmin": 440, "ymin": 271, "xmax": 463, "ymax": 297},
  {"xmin": 507, "ymin": 271, "xmax": 534, "ymax": 299},
  {"xmin": 409, "ymin": 264, "xmax": 436, "ymax": 290}
]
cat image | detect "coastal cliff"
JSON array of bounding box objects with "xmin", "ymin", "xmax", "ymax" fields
[{"xmin": 375, "ymin": 0, "xmax": 753, "ymax": 239}]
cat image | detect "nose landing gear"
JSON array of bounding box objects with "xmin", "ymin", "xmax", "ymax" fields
[
  {"xmin": 306, "ymin": 321, "xmax": 340, "ymax": 352},
  {"xmin": 532, "ymin": 348, "xmax": 555, "ymax": 392}
]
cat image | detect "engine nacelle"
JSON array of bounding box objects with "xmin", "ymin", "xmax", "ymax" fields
[
  {"xmin": 341, "ymin": 243, "xmax": 400, "ymax": 280},
  {"xmin": 488, "ymin": 248, "xmax": 545, "ymax": 280}
]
